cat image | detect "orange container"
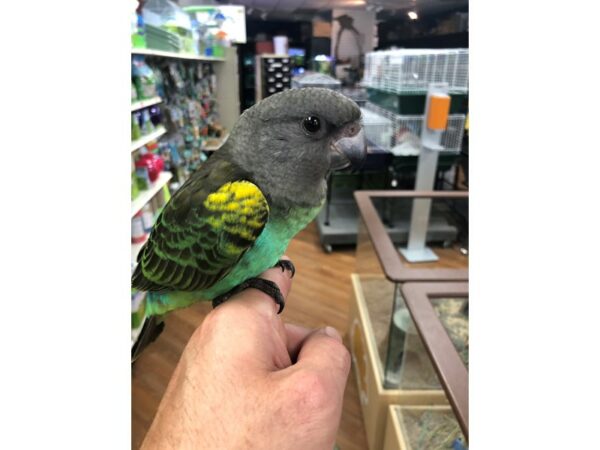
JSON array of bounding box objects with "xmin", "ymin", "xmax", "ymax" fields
[{"xmin": 427, "ymin": 94, "xmax": 451, "ymax": 130}]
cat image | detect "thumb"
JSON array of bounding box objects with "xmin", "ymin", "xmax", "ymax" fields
[{"xmin": 292, "ymin": 326, "xmax": 351, "ymax": 394}]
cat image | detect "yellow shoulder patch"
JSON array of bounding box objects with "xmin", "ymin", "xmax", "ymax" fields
[
  {"xmin": 203, "ymin": 181, "xmax": 269, "ymax": 247},
  {"xmin": 204, "ymin": 181, "xmax": 268, "ymax": 212}
]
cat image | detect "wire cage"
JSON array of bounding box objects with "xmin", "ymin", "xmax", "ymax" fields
[
  {"xmin": 362, "ymin": 49, "xmax": 469, "ymax": 94},
  {"xmin": 361, "ymin": 102, "xmax": 466, "ymax": 154}
]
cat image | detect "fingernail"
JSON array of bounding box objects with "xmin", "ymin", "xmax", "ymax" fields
[{"xmin": 322, "ymin": 326, "xmax": 342, "ymax": 342}]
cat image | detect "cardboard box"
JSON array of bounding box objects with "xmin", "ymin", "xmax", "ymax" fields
[{"xmin": 312, "ymin": 20, "xmax": 332, "ymax": 38}]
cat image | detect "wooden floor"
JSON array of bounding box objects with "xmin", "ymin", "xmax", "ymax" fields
[{"xmin": 132, "ymin": 221, "xmax": 369, "ymax": 450}]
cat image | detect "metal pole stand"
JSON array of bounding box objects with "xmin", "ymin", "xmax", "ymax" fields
[{"xmin": 400, "ymin": 83, "xmax": 451, "ymax": 263}]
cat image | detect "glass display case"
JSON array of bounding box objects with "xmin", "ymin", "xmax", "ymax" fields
[
  {"xmin": 384, "ymin": 405, "xmax": 467, "ymax": 450},
  {"xmin": 349, "ymin": 190, "xmax": 468, "ymax": 449},
  {"xmin": 401, "ymin": 282, "xmax": 469, "ymax": 439}
]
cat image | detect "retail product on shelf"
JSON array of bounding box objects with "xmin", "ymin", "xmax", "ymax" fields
[
  {"xmin": 349, "ymin": 190, "xmax": 469, "ymax": 450},
  {"xmin": 132, "ymin": 82, "xmax": 138, "ymax": 102},
  {"xmin": 145, "ymin": 23, "xmax": 183, "ymax": 53},
  {"xmin": 141, "ymin": 109, "xmax": 155, "ymax": 135},
  {"xmin": 184, "ymin": 5, "xmax": 246, "ymax": 57},
  {"xmin": 132, "ymin": 158, "xmax": 140, "ymax": 200},
  {"xmin": 141, "ymin": 205, "xmax": 155, "ymax": 233},
  {"xmin": 132, "ymin": 211, "xmax": 147, "ymax": 244},
  {"xmin": 134, "ymin": 161, "xmax": 151, "ymax": 191},
  {"xmin": 145, "ymin": 59, "xmax": 224, "ymax": 182},
  {"xmin": 131, "ymin": 7, "xmax": 147, "ymax": 49},
  {"xmin": 132, "ymin": 107, "xmax": 163, "ymax": 143},
  {"xmin": 135, "ymin": 148, "xmax": 165, "ymax": 183},
  {"xmin": 132, "ymin": 57, "xmax": 158, "ymax": 100},
  {"xmin": 132, "ymin": 113, "xmax": 142, "ymax": 141},
  {"xmin": 149, "ymin": 105, "xmax": 163, "ymax": 126},
  {"xmin": 143, "ymin": 0, "xmax": 195, "ymax": 54},
  {"xmin": 130, "ymin": 61, "xmax": 165, "ymax": 146}
]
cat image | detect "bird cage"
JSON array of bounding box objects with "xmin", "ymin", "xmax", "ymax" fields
[
  {"xmin": 143, "ymin": 0, "xmax": 192, "ymax": 29},
  {"xmin": 363, "ymin": 49, "xmax": 468, "ymax": 94},
  {"xmin": 291, "ymin": 71, "xmax": 341, "ymax": 90},
  {"xmin": 361, "ymin": 102, "xmax": 466, "ymax": 154}
]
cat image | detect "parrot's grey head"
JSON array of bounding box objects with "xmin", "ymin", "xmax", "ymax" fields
[{"xmin": 225, "ymin": 87, "xmax": 366, "ymax": 207}]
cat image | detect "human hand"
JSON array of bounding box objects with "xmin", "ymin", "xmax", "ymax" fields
[{"xmin": 141, "ymin": 258, "xmax": 351, "ymax": 450}]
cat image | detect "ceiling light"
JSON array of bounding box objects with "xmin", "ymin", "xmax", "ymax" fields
[{"xmin": 407, "ymin": 11, "xmax": 418, "ymax": 20}]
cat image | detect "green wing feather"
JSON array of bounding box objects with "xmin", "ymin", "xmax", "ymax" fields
[{"xmin": 132, "ymin": 157, "xmax": 269, "ymax": 293}]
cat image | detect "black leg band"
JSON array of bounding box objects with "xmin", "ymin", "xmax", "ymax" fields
[{"xmin": 212, "ymin": 277, "xmax": 286, "ymax": 314}]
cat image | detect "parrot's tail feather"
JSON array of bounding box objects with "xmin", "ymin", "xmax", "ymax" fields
[
  {"xmin": 132, "ymin": 315, "xmax": 165, "ymax": 363},
  {"xmin": 132, "ymin": 264, "xmax": 169, "ymax": 292}
]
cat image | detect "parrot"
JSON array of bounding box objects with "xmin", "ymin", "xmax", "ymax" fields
[{"xmin": 131, "ymin": 87, "xmax": 366, "ymax": 359}]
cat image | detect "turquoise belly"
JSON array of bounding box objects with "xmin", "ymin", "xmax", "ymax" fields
[
  {"xmin": 145, "ymin": 204, "xmax": 322, "ymax": 316},
  {"xmin": 203, "ymin": 206, "xmax": 321, "ymax": 298}
]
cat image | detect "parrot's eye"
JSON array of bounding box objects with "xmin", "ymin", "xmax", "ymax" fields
[{"xmin": 302, "ymin": 116, "xmax": 321, "ymax": 134}]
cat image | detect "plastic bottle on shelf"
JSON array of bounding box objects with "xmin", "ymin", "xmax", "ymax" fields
[
  {"xmin": 142, "ymin": 109, "xmax": 155, "ymax": 135},
  {"xmin": 135, "ymin": 146, "xmax": 164, "ymax": 183},
  {"xmin": 132, "ymin": 158, "xmax": 140, "ymax": 200},
  {"xmin": 132, "ymin": 211, "xmax": 147, "ymax": 244},
  {"xmin": 132, "ymin": 113, "xmax": 142, "ymax": 141},
  {"xmin": 149, "ymin": 105, "xmax": 162, "ymax": 126},
  {"xmin": 141, "ymin": 204, "xmax": 154, "ymax": 233}
]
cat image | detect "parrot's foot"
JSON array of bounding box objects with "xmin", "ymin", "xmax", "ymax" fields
[
  {"xmin": 274, "ymin": 259, "xmax": 295, "ymax": 278},
  {"xmin": 212, "ymin": 278, "xmax": 286, "ymax": 314}
]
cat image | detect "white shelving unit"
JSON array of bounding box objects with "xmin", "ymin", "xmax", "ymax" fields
[
  {"xmin": 131, "ymin": 46, "xmax": 240, "ymax": 352},
  {"xmin": 131, "ymin": 126, "xmax": 167, "ymax": 153},
  {"xmin": 132, "ymin": 48, "xmax": 225, "ymax": 62},
  {"xmin": 131, "ymin": 171, "xmax": 173, "ymax": 218},
  {"xmin": 131, "ymin": 96, "xmax": 163, "ymax": 111}
]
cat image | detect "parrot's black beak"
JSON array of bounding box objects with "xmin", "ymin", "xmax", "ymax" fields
[{"xmin": 329, "ymin": 125, "xmax": 367, "ymax": 171}]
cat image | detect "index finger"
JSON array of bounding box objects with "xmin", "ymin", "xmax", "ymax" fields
[{"xmin": 227, "ymin": 255, "xmax": 293, "ymax": 318}]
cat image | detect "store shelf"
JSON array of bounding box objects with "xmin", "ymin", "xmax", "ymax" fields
[
  {"xmin": 203, "ymin": 133, "xmax": 229, "ymax": 151},
  {"xmin": 131, "ymin": 96, "xmax": 163, "ymax": 111},
  {"xmin": 131, "ymin": 126, "xmax": 167, "ymax": 153},
  {"xmin": 132, "ymin": 48, "xmax": 225, "ymax": 62},
  {"xmin": 131, "ymin": 171, "xmax": 173, "ymax": 218}
]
